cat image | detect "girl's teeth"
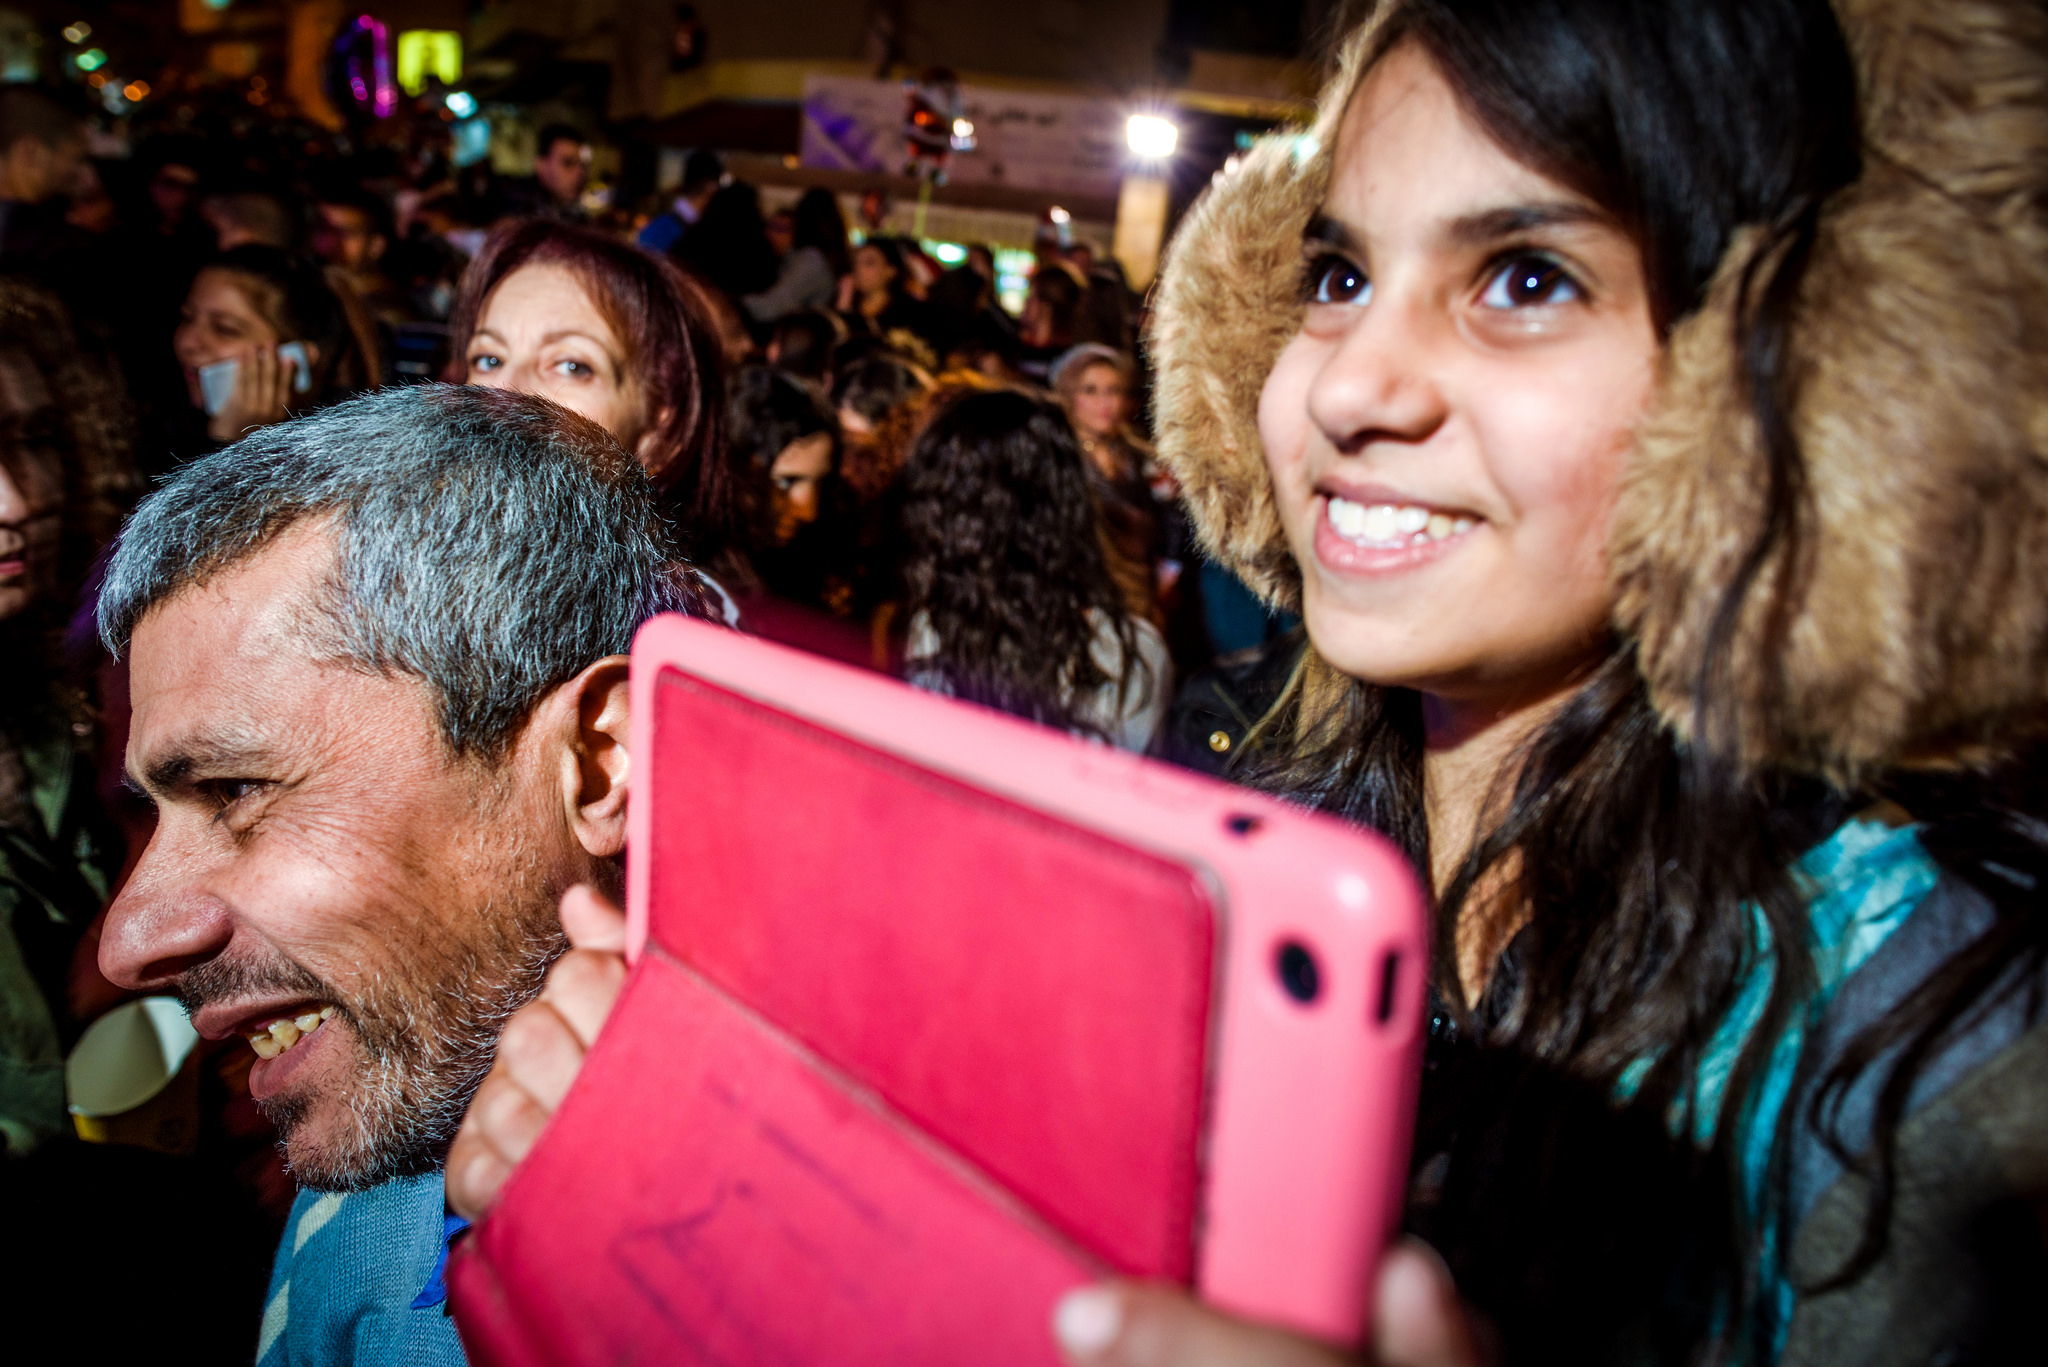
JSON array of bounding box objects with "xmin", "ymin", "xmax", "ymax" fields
[
  {"xmin": 245, "ymin": 1008, "xmax": 331, "ymax": 1059},
  {"xmin": 1327, "ymin": 496, "xmax": 1476, "ymax": 546}
]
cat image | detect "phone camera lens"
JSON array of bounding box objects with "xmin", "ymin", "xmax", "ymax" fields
[{"xmin": 1275, "ymin": 940, "xmax": 1321, "ymax": 1005}]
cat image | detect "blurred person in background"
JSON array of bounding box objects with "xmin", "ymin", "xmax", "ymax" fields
[
  {"xmin": 898, "ymin": 386, "xmax": 1168, "ymax": 751},
  {"xmin": 0, "ymin": 275, "xmax": 276, "ymax": 1363},
  {"xmin": 168, "ymin": 246, "xmax": 380, "ymax": 466},
  {"xmin": 1053, "ymin": 344, "xmax": 1164, "ymax": 625},
  {"xmin": 675, "ymin": 180, "xmax": 780, "ymax": 312},
  {"xmin": 1077, "ymin": 259, "xmax": 1137, "ymax": 354},
  {"xmin": 743, "ymin": 187, "xmax": 850, "ymax": 325},
  {"xmin": 203, "ymin": 188, "xmax": 299, "ymax": 252},
  {"xmin": 764, "ymin": 205, "xmax": 794, "ymax": 257},
  {"xmin": 504, "ymin": 123, "xmax": 591, "ymax": 222},
  {"xmin": 764, "ymin": 307, "xmax": 846, "ymax": 385},
  {"xmin": 449, "ymin": 217, "xmax": 739, "ymax": 594},
  {"xmin": 837, "ymin": 236, "xmax": 934, "ymax": 352},
  {"xmin": 832, "ymin": 350, "xmax": 929, "ymax": 441},
  {"xmin": 723, "ymin": 365, "xmax": 844, "ymax": 609},
  {"xmin": 311, "ymin": 185, "xmax": 411, "ymax": 330},
  {"xmin": 63, "ymin": 159, "xmax": 115, "ymax": 236},
  {"xmin": 0, "ymin": 87, "xmax": 84, "ymax": 261},
  {"xmin": 637, "ymin": 149, "xmax": 724, "ymax": 254},
  {"xmin": 1016, "ymin": 261, "xmax": 1083, "ymax": 382}
]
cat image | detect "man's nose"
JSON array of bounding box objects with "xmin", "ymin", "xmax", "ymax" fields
[
  {"xmin": 98, "ymin": 840, "xmax": 236, "ymax": 992},
  {"xmin": 1303, "ymin": 295, "xmax": 1452, "ymax": 453}
]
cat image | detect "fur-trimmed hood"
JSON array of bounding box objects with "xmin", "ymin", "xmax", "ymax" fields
[{"xmin": 1148, "ymin": 0, "xmax": 2048, "ymax": 784}]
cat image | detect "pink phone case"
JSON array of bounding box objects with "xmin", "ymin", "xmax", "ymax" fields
[{"xmin": 449, "ymin": 616, "xmax": 1428, "ymax": 1365}]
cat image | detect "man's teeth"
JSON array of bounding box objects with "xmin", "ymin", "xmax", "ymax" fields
[
  {"xmin": 246, "ymin": 1005, "xmax": 336, "ymax": 1060},
  {"xmin": 1326, "ymin": 496, "xmax": 1475, "ymax": 546}
]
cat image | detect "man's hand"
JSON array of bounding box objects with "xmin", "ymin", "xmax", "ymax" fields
[
  {"xmin": 446, "ymin": 884, "xmax": 629, "ymax": 1220},
  {"xmin": 206, "ymin": 344, "xmax": 296, "ymax": 442},
  {"xmin": 1051, "ymin": 1240, "xmax": 1488, "ymax": 1367}
]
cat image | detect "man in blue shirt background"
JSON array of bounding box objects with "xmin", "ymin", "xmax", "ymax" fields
[{"xmin": 637, "ymin": 149, "xmax": 725, "ymax": 255}]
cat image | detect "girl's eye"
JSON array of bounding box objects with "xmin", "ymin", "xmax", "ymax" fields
[
  {"xmin": 1480, "ymin": 254, "xmax": 1583, "ymax": 309},
  {"xmin": 469, "ymin": 353, "xmax": 501, "ymax": 372},
  {"xmin": 1304, "ymin": 253, "xmax": 1371, "ymax": 307},
  {"xmin": 552, "ymin": 359, "xmax": 593, "ymax": 378}
]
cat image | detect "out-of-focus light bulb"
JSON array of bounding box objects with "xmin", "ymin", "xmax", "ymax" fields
[
  {"xmin": 1126, "ymin": 114, "xmax": 1178, "ymax": 159},
  {"xmin": 446, "ymin": 90, "xmax": 477, "ymax": 118}
]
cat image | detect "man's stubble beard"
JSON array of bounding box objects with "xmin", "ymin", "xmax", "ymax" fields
[{"xmin": 183, "ymin": 819, "xmax": 569, "ymax": 1192}]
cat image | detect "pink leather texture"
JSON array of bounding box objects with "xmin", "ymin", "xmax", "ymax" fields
[
  {"xmin": 453, "ymin": 950, "xmax": 1094, "ymax": 1367},
  {"xmin": 645, "ymin": 670, "xmax": 1215, "ymax": 1279},
  {"xmin": 449, "ymin": 616, "xmax": 1429, "ymax": 1363}
]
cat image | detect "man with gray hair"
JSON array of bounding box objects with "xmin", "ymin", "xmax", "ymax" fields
[{"xmin": 95, "ymin": 384, "xmax": 713, "ymax": 1366}]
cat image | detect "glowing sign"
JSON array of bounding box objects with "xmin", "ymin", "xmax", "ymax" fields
[
  {"xmin": 334, "ymin": 14, "xmax": 395, "ymax": 118},
  {"xmin": 396, "ymin": 30, "xmax": 460, "ymax": 97}
]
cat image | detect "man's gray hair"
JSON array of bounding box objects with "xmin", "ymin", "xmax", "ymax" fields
[{"xmin": 99, "ymin": 383, "xmax": 711, "ymax": 755}]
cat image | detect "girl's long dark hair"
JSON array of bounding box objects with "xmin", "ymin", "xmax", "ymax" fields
[
  {"xmin": 1257, "ymin": 0, "xmax": 2048, "ymax": 1352},
  {"xmin": 898, "ymin": 386, "xmax": 1149, "ymax": 736}
]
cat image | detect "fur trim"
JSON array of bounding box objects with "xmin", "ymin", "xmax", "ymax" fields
[
  {"xmin": 1613, "ymin": 0, "xmax": 2048, "ymax": 781},
  {"xmin": 1148, "ymin": 0, "xmax": 2048, "ymax": 781},
  {"xmin": 1148, "ymin": 25, "xmax": 1380, "ymax": 611}
]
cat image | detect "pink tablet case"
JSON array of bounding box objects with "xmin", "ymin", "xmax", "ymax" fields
[{"xmin": 450, "ymin": 616, "xmax": 1427, "ymax": 1366}]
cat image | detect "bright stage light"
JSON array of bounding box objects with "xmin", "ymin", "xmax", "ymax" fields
[{"xmin": 1126, "ymin": 114, "xmax": 1178, "ymax": 159}]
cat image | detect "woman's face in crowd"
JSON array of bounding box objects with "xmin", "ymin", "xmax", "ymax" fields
[
  {"xmin": 1068, "ymin": 362, "xmax": 1127, "ymax": 441},
  {"xmin": 467, "ymin": 263, "xmax": 657, "ymax": 459},
  {"xmin": 767, "ymin": 432, "xmax": 833, "ymax": 546},
  {"xmin": 851, "ymin": 245, "xmax": 896, "ymax": 298},
  {"xmin": 174, "ymin": 268, "xmax": 281, "ymax": 404},
  {"xmin": 0, "ymin": 348, "xmax": 63, "ymax": 622},
  {"xmin": 1258, "ymin": 42, "xmax": 1657, "ymax": 710}
]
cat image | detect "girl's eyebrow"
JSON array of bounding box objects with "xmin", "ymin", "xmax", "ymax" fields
[
  {"xmin": 1304, "ymin": 212, "xmax": 1364, "ymax": 255},
  {"xmin": 1305, "ymin": 201, "xmax": 1606, "ymax": 256},
  {"xmin": 1442, "ymin": 201, "xmax": 1607, "ymax": 248}
]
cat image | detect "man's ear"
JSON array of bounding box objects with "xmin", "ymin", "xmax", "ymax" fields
[{"xmin": 555, "ymin": 654, "xmax": 631, "ymax": 860}]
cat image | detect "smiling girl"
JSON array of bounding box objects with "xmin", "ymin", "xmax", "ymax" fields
[{"xmin": 1082, "ymin": 0, "xmax": 2048, "ymax": 1362}]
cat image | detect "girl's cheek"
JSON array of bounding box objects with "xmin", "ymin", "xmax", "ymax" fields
[{"xmin": 1257, "ymin": 339, "xmax": 1319, "ymax": 505}]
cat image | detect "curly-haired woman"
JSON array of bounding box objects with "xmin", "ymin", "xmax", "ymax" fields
[{"xmin": 898, "ymin": 386, "xmax": 1169, "ymax": 751}]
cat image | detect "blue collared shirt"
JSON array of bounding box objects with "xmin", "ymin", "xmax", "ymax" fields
[{"xmin": 256, "ymin": 1169, "xmax": 470, "ymax": 1367}]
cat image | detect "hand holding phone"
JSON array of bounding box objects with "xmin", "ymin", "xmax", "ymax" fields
[
  {"xmin": 448, "ymin": 886, "xmax": 629, "ymax": 1222},
  {"xmin": 449, "ymin": 619, "xmax": 1429, "ymax": 1367},
  {"xmin": 200, "ymin": 342, "xmax": 311, "ymax": 441}
]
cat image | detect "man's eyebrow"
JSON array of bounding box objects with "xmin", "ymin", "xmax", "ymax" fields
[
  {"xmin": 1442, "ymin": 201, "xmax": 1608, "ymax": 248},
  {"xmin": 137, "ymin": 734, "xmax": 274, "ymax": 794}
]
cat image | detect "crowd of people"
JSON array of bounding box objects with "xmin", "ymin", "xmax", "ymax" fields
[{"xmin": 3, "ymin": 0, "xmax": 2047, "ymax": 1363}]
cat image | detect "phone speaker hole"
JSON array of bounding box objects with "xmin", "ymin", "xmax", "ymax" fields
[{"xmin": 1375, "ymin": 950, "xmax": 1401, "ymax": 1025}]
